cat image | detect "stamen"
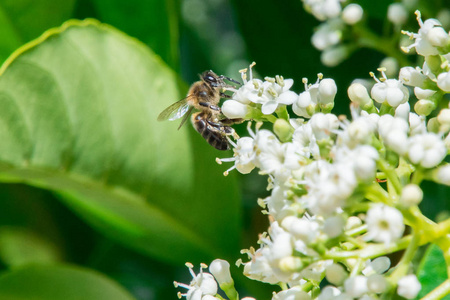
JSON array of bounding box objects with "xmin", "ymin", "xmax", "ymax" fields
[
  {"xmin": 276, "ymin": 75, "xmax": 284, "ymax": 86},
  {"xmin": 249, "ymin": 61, "xmax": 256, "ymax": 80},
  {"xmin": 239, "ymin": 68, "xmax": 248, "ymax": 82},
  {"xmin": 317, "ymin": 73, "xmax": 324, "ymax": 80},
  {"xmin": 415, "ymin": 10, "xmax": 423, "ymax": 27},
  {"xmin": 302, "ymin": 77, "xmax": 309, "ymax": 90},
  {"xmin": 264, "ymin": 76, "xmax": 275, "ymax": 83},
  {"xmin": 369, "ymin": 72, "xmax": 381, "ymax": 83}
]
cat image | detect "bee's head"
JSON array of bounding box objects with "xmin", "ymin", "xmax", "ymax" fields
[{"xmin": 201, "ymin": 70, "xmax": 220, "ymax": 87}]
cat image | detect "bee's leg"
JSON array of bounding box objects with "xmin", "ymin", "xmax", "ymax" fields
[
  {"xmin": 199, "ymin": 102, "xmax": 221, "ymax": 112},
  {"xmin": 219, "ymin": 92, "xmax": 232, "ymax": 99},
  {"xmin": 219, "ymin": 117, "xmax": 244, "ymax": 125},
  {"xmin": 206, "ymin": 120, "xmax": 240, "ymax": 140},
  {"xmin": 218, "ymin": 75, "xmax": 242, "ymax": 86}
]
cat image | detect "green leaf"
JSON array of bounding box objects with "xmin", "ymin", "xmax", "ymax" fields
[
  {"xmin": 0, "ymin": 19, "xmax": 241, "ymax": 264},
  {"xmin": 0, "ymin": 226, "xmax": 61, "ymax": 268},
  {"xmin": 0, "ymin": 264, "xmax": 135, "ymax": 300},
  {"xmin": 417, "ymin": 244, "xmax": 450, "ymax": 299},
  {"xmin": 90, "ymin": 0, "xmax": 180, "ymax": 70},
  {"xmin": 0, "ymin": 0, "xmax": 76, "ymax": 64}
]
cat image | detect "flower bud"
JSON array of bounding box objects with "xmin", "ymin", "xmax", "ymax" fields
[
  {"xmin": 209, "ymin": 259, "xmax": 233, "ymax": 285},
  {"xmin": 387, "ymin": 3, "xmax": 408, "ymax": 25},
  {"xmin": 274, "ymin": 119, "xmax": 293, "ymax": 142},
  {"xmin": 400, "ymin": 184, "xmax": 423, "ymax": 207},
  {"xmin": 397, "ymin": 275, "xmax": 421, "ymax": 299},
  {"xmin": 348, "ymin": 83, "xmax": 372, "ymax": 106},
  {"xmin": 222, "ymin": 100, "xmax": 248, "ymax": 119},
  {"xmin": 437, "ymin": 71, "xmax": 450, "ymax": 92},
  {"xmin": 414, "ymin": 99, "xmax": 436, "ymax": 116},
  {"xmin": 344, "ymin": 276, "xmax": 368, "ymax": 298},
  {"xmin": 433, "ymin": 164, "xmax": 450, "ymax": 185},
  {"xmin": 427, "ymin": 117, "xmax": 440, "ymax": 133},
  {"xmin": 342, "ymin": 4, "xmax": 363, "ymax": 25},
  {"xmin": 326, "ymin": 264, "xmax": 348, "ymax": 286},
  {"xmin": 371, "ymin": 79, "xmax": 409, "ymax": 107},
  {"xmin": 380, "ymin": 57, "xmax": 399, "ymax": 77},
  {"xmin": 323, "ymin": 215, "xmax": 344, "ymax": 238},
  {"xmin": 362, "ymin": 257, "xmax": 391, "ymax": 276},
  {"xmin": 414, "ymin": 87, "xmax": 435, "ymax": 100},
  {"xmin": 321, "ymin": 45, "xmax": 349, "ymax": 67},
  {"xmin": 428, "ymin": 26, "xmax": 450, "ymax": 47},
  {"xmin": 318, "ymin": 78, "xmax": 337, "ymax": 104},
  {"xmin": 367, "ymin": 274, "xmax": 387, "ymax": 293}
]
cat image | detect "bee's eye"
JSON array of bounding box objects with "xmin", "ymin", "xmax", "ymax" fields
[{"xmin": 207, "ymin": 75, "xmax": 216, "ymax": 83}]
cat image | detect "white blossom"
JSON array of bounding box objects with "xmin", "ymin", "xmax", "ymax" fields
[
  {"xmin": 398, "ymin": 66, "xmax": 427, "ymax": 87},
  {"xmin": 402, "ymin": 11, "xmax": 447, "ymax": 56},
  {"xmin": 365, "ymin": 204, "xmax": 405, "ymax": 245},
  {"xmin": 407, "ymin": 133, "xmax": 447, "ymax": 168},
  {"xmin": 174, "ymin": 263, "xmax": 218, "ymax": 300},
  {"xmin": 272, "ymin": 286, "xmax": 311, "ymax": 300},
  {"xmin": 371, "ymin": 72, "xmax": 409, "ymax": 107},
  {"xmin": 378, "ymin": 115, "xmax": 410, "ymax": 155}
]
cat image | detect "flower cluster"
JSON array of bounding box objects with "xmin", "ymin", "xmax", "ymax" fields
[{"xmin": 175, "ymin": 10, "xmax": 450, "ymax": 300}]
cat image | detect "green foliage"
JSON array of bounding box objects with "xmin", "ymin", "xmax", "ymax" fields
[{"xmin": 0, "ymin": 264, "xmax": 136, "ymax": 300}]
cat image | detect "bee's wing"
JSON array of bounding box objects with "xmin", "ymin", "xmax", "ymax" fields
[
  {"xmin": 157, "ymin": 98, "xmax": 191, "ymax": 122},
  {"xmin": 177, "ymin": 106, "xmax": 194, "ymax": 130}
]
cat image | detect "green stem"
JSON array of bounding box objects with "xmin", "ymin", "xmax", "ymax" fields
[
  {"xmin": 378, "ymin": 159, "xmax": 402, "ymax": 196},
  {"xmin": 388, "ymin": 231, "xmax": 420, "ymax": 280},
  {"xmin": 324, "ymin": 235, "xmax": 412, "ymax": 261}
]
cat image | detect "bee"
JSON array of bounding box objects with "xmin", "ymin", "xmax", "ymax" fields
[{"xmin": 157, "ymin": 70, "xmax": 242, "ymax": 150}]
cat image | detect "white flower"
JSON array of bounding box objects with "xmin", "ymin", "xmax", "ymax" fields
[
  {"xmin": 342, "ymin": 4, "xmax": 363, "ymax": 25},
  {"xmin": 323, "ymin": 215, "xmax": 345, "ymax": 238},
  {"xmin": 318, "ymin": 78, "xmax": 337, "ymax": 104},
  {"xmin": 407, "ymin": 133, "xmax": 447, "ymax": 168},
  {"xmin": 282, "ymin": 215, "xmax": 319, "ymax": 244},
  {"xmin": 402, "ymin": 11, "xmax": 447, "ymax": 56},
  {"xmin": 387, "ymin": 3, "xmax": 408, "ymax": 25},
  {"xmin": 365, "ymin": 204, "xmax": 405, "ymax": 245},
  {"xmin": 334, "ymin": 145, "xmax": 379, "ymax": 182},
  {"xmin": 398, "ymin": 66, "xmax": 427, "ymax": 87},
  {"xmin": 378, "ymin": 115, "xmax": 409, "ymax": 155},
  {"xmin": 302, "ymin": 161, "xmax": 357, "ymax": 216},
  {"xmin": 309, "ymin": 113, "xmax": 339, "ymax": 140},
  {"xmin": 249, "ymin": 77, "xmax": 298, "ymax": 115},
  {"xmin": 409, "ymin": 113, "xmax": 426, "ymax": 136},
  {"xmin": 175, "ymin": 263, "xmax": 218, "ymax": 300},
  {"xmin": 256, "ymin": 131, "xmax": 302, "ymax": 180},
  {"xmin": 272, "ymin": 286, "xmax": 311, "ymax": 300},
  {"xmin": 371, "ymin": 71, "xmax": 409, "ymax": 107},
  {"xmin": 216, "ymin": 135, "xmax": 256, "ymax": 175},
  {"xmin": 292, "ymin": 123, "xmax": 320, "ymax": 159},
  {"xmin": 395, "ymin": 102, "xmax": 410, "ymax": 121},
  {"xmin": 397, "ymin": 275, "xmax": 421, "ymax": 299}
]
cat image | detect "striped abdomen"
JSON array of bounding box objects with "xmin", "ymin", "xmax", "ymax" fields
[{"xmin": 192, "ymin": 112, "xmax": 230, "ymax": 151}]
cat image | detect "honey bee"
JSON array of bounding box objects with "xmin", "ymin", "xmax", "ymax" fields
[{"xmin": 157, "ymin": 70, "xmax": 241, "ymax": 150}]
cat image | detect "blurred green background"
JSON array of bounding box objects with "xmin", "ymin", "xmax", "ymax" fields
[{"xmin": 0, "ymin": 0, "xmax": 449, "ymax": 299}]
